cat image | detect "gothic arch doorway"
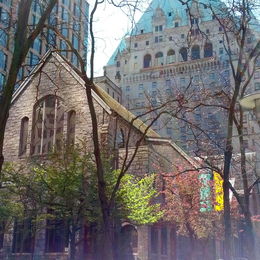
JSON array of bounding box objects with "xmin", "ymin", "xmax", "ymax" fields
[{"xmin": 119, "ymin": 224, "xmax": 138, "ymax": 260}]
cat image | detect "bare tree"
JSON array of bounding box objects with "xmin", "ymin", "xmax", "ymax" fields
[
  {"xmin": 0, "ymin": 0, "xmax": 58, "ymax": 175},
  {"xmin": 0, "ymin": 1, "xmax": 169, "ymax": 259},
  {"xmin": 165, "ymin": 1, "xmax": 260, "ymax": 259}
]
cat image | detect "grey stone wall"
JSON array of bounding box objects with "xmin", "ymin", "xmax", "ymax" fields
[
  {"xmin": 2, "ymin": 55, "xmax": 111, "ymax": 260},
  {"xmin": 2, "ymin": 54, "xmax": 187, "ymax": 260}
]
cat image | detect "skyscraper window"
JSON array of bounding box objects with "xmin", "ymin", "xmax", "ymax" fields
[
  {"xmin": 61, "ymin": 7, "xmax": 69, "ymax": 22},
  {"xmin": 73, "ymin": 3, "xmax": 81, "ymax": 17},
  {"xmin": 0, "ymin": 73, "xmax": 5, "ymax": 90},
  {"xmin": 204, "ymin": 42, "xmax": 213, "ymax": 57},
  {"xmin": 72, "ymin": 33, "xmax": 79, "ymax": 50},
  {"xmin": 191, "ymin": 45, "xmax": 200, "ymax": 60},
  {"xmin": 0, "ymin": 29, "xmax": 8, "ymax": 47},
  {"xmin": 61, "ymin": 26, "xmax": 69, "ymax": 37},
  {"xmin": 0, "ymin": 51, "xmax": 7, "ymax": 70},
  {"xmin": 62, "ymin": 0, "xmax": 69, "ymax": 6},
  {"xmin": 33, "ymin": 38, "xmax": 42, "ymax": 55},
  {"xmin": 155, "ymin": 52, "xmax": 164, "ymax": 66},
  {"xmin": 167, "ymin": 49, "xmax": 175, "ymax": 64},
  {"xmin": 255, "ymin": 82, "xmax": 260, "ymax": 91},
  {"xmin": 180, "ymin": 78, "xmax": 186, "ymax": 86},
  {"xmin": 155, "ymin": 25, "xmax": 163, "ymax": 32},
  {"xmin": 143, "ymin": 54, "xmax": 151, "ymax": 68},
  {"xmin": 29, "ymin": 52, "xmax": 40, "ymax": 66},
  {"xmin": 179, "ymin": 47, "xmax": 188, "ymax": 61},
  {"xmin": 0, "ymin": 7, "xmax": 10, "ymax": 25}
]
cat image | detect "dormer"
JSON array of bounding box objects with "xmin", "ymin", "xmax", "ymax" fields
[
  {"xmin": 152, "ymin": 7, "xmax": 166, "ymax": 32},
  {"xmin": 173, "ymin": 10, "xmax": 181, "ymax": 28},
  {"xmin": 190, "ymin": 1, "xmax": 201, "ymax": 22}
]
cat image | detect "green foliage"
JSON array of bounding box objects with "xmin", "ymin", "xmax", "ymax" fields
[
  {"xmin": 116, "ymin": 173, "xmax": 163, "ymax": 224},
  {"xmin": 0, "ymin": 183, "xmax": 24, "ymax": 222},
  {"xmin": 162, "ymin": 170, "xmax": 223, "ymax": 240},
  {"xmin": 1, "ymin": 144, "xmax": 162, "ymax": 229},
  {"xmin": 30, "ymin": 146, "xmax": 94, "ymax": 220}
]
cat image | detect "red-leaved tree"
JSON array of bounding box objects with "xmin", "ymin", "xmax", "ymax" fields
[{"xmin": 161, "ymin": 167, "xmax": 240, "ymax": 260}]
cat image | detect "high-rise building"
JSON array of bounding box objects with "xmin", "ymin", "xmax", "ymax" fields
[
  {"xmin": 104, "ymin": 0, "xmax": 260, "ymax": 154},
  {"xmin": 0, "ymin": 0, "xmax": 89, "ymax": 89},
  {"xmin": 105, "ymin": 2, "xmax": 260, "ymax": 257}
]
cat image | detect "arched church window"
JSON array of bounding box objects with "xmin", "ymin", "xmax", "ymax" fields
[
  {"xmin": 179, "ymin": 47, "xmax": 188, "ymax": 62},
  {"xmin": 31, "ymin": 96, "xmax": 64, "ymax": 155},
  {"xmin": 167, "ymin": 49, "xmax": 176, "ymax": 64},
  {"xmin": 143, "ymin": 54, "xmax": 152, "ymax": 68},
  {"xmin": 12, "ymin": 218, "xmax": 34, "ymax": 253},
  {"xmin": 155, "ymin": 52, "xmax": 164, "ymax": 66},
  {"xmin": 191, "ymin": 45, "xmax": 200, "ymax": 60},
  {"xmin": 67, "ymin": 110, "xmax": 76, "ymax": 146},
  {"xmin": 45, "ymin": 210, "xmax": 68, "ymax": 253},
  {"xmin": 120, "ymin": 224, "xmax": 138, "ymax": 258},
  {"xmin": 161, "ymin": 227, "xmax": 168, "ymax": 255},
  {"xmin": 204, "ymin": 42, "xmax": 213, "ymax": 58},
  {"xmin": 118, "ymin": 128, "xmax": 125, "ymax": 148},
  {"xmin": 151, "ymin": 226, "xmax": 159, "ymax": 253},
  {"xmin": 19, "ymin": 117, "xmax": 29, "ymax": 156}
]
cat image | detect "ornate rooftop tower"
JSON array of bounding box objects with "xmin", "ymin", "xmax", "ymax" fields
[{"xmin": 104, "ymin": 0, "xmax": 233, "ymax": 152}]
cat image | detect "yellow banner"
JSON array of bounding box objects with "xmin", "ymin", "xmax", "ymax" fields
[{"xmin": 214, "ymin": 171, "xmax": 224, "ymax": 211}]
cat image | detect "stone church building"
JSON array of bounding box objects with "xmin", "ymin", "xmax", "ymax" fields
[{"xmin": 1, "ymin": 51, "xmax": 197, "ymax": 260}]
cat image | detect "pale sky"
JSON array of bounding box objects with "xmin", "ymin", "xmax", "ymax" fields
[{"xmin": 87, "ymin": 0, "xmax": 149, "ymax": 76}]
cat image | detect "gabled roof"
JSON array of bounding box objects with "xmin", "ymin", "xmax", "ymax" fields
[
  {"xmin": 11, "ymin": 51, "xmax": 159, "ymax": 139},
  {"xmin": 12, "ymin": 51, "xmax": 198, "ymax": 166},
  {"xmin": 107, "ymin": 39, "xmax": 127, "ymax": 66},
  {"xmin": 93, "ymin": 83, "xmax": 160, "ymax": 138}
]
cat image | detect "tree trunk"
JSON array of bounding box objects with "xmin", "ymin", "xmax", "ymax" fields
[
  {"xmin": 0, "ymin": 0, "xmax": 32, "ymax": 177},
  {"xmin": 244, "ymin": 210, "xmax": 256, "ymax": 260},
  {"xmin": 186, "ymin": 223, "xmax": 196, "ymax": 260},
  {"xmin": 101, "ymin": 223, "xmax": 114, "ymax": 260},
  {"xmin": 223, "ymin": 149, "xmax": 232, "ymax": 260},
  {"xmin": 236, "ymin": 113, "xmax": 256, "ymax": 260},
  {"xmin": 189, "ymin": 235, "xmax": 196, "ymax": 260},
  {"xmin": 222, "ymin": 80, "xmax": 240, "ymax": 260},
  {"xmin": 82, "ymin": 1, "xmax": 117, "ymax": 258},
  {"xmin": 0, "ymin": 0, "xmax": 57, "ymax": 177},
  {"xmin": 0, "ymin": 135, "xmax": 5, "ymax": 177},
  {"xmin": 70, "ymin": 226, "xmax": 76, "ymax": 260},
  {"xmin": 82, "ymin": 78, "xmax": 114, "ymax": 260}
]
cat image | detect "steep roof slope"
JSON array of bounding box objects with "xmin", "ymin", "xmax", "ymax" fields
[
  {"xmin": 107, "ymin": 0, "xmax": 225, "ymax": 65},
  {"xmin": 93, "ymin": 83, "xmax": 160, "ymax": 138},
  {"xmin": 11, "ymin": 51, "xmax": 159, "ymax": 139},
  {"xmin": 130, "ymin": 0, "xmax": 225, "ymax": 33},
  {"xmin": 11, "ymin": 51, "xmax": 199, "ymax": 167}
]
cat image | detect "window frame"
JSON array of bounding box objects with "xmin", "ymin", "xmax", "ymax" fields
[{"xmin": 31, "ymin": 96, "xmax": 65, "ymax": 156}]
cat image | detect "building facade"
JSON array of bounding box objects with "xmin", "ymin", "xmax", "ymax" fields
[
  {"xmin": 0, "ymin": 0, "xmax": 89, "ymax": 90},
  {"xmin": 94, "ymin": 75, "xmax": 122, "ymax": 103},
  {"xmin": 104, "ymin": 0, "xmax": 260, "ymax": 154},
  {"xmin": 1, "ymin": 51, "xmax": 197, "ymax": 260},
  {"xmin": 104, "ymin": 1, "xmax": 260, "ymax": 257}
]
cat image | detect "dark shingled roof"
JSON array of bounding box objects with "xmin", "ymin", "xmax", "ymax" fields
[{"xmin": 93, "ymin": 83, "xmax": 160, "ymax": 138}]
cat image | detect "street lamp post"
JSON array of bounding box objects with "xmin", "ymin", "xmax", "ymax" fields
[
  {"xmin": 240, "ymin": 91, "xmax": 260, "ymax": 259},
  {"xmin": 240, "ymin": 91, "xmax": 260, "ymax": 124},
  {"xmin": 240, "ymin": 91, "xmax": 260, "ymax": 191}
]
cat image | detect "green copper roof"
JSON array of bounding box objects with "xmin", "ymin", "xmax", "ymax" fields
[
  {"xmin": 107, "ymin": 0, "xmax": 225, "ymax": 66},
  {"xmin": 107, "ymin": 39, "xmax": 126, "ymax": 66},
  {"xmin": 129, "ymin": 0, "xmax": 225, "ymax": 34}
]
